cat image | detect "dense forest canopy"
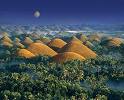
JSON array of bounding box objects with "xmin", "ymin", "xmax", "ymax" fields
[{"xmin": 0, "ymin": 33, "xmax": 123, "ymax": 100}]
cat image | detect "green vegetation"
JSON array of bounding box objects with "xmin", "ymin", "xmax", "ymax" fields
[{"xmin": 0, "ymin": 34, "xmax": 123, "ymax": 100}]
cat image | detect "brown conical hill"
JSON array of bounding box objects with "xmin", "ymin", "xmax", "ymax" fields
[
  {"xmin": 69, "ymin": 36, "xmax": 82, "ymax": 43},
  {"xmin": 1, "ymin": 41, "xmax": 13, "ymax": 47},
  {"xmin": 88, "ymin": 34, "xmax": 101, "ymax": 42},
  {"xmin": 108, "ymin": 38, "xmax": 123, "ymax": 47},
  {"xmin": 23, "ymin": 37, "xmax": 33, "ymax": 45},
  {"xmin": 111, "ymin": 38, "xmax": 123, "ymax": 44},
  {"xmin": 14, "ymin": 38, "xmax": 21, "ymax": 42},
  {"xmin": 30, "ymin": 33, "xmax": 40, "ymax": 39},
  {"xmin": 108, "ymin": 41, "xmax": 120, "ymax": 47},
  {"xmin": 40, "ymin": 37, "xmax": 51, "ymax": 44},
  {"xmin": 59, "ymin": 41, "xmax": 97, "ymax": 59},
  {"xmin": 18, "ymin": 49, "xmax": 35, "ymax": 58},
  {"xmin": 28, "ymin": 43, "xmax": 57, "ymax": 57},
  {"xmin": 47, "ymin": 38, "xmax": 67, "ymax": 51},
  {"xmin": 53, "ymin": 52, "xmax": 85, "ymax": 63},
  {"xmin": 2, "ymin": 32, "xmax": 9, "ymax": 36},
  {"xmin": 1, "ymin": 36, "xmax": 12, "ymax": 43}
]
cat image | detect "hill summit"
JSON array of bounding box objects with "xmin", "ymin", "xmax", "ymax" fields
[{"xmin": 59, "ymin": 41, "xmax": 97, "ymax": 59}]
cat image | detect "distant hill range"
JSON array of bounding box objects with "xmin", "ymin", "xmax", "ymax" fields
[{"xmin": 0, "ymin": 24, "xmax": 124, "ymax": 36}]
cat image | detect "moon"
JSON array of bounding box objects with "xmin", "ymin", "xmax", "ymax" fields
[{"xmin": 34, "ymin": 11, "xmax": 40, "ymax": 18}]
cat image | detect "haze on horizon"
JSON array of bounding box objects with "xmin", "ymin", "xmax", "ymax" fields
[{"xmin": 0, "ymin": 0, "xmax": 124, "ymax": 25}]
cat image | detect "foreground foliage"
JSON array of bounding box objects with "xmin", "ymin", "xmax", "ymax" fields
[
  {"xmin": 0, "ymin": 38, "xmax": 123, "ymax": 100},
  {"xmin": 0, "ymin": 53, "xmax": 123, "ymax": 100}
]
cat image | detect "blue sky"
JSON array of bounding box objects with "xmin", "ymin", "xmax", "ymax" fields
[{"xmin": 0, "ymin": 0, "xmax": 124, "ymax": 25}]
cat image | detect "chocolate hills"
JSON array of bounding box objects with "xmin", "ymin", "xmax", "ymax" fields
[
  {"xmin": 101, "ymin": 37, "xmax": 124, "ymax": 47},
  {"xmin": 77, "ymin": 34, "xmax": 88, "ymax": 42},
  {"xmin": 1, "ymin": 36, "xmax": 13, "ymax": 43},
  {"xmin": 14, "ymin": 38, "xmax": 21, "ymax": 43},
  {"xmin": 69, "ymin": 36, "xmax": 82, "ymax": 43},
  {"xmin": 53, "ymin": 52, "xmax": 85, "ymax": 63},
  {"xmin": 40, "ymin": 37, "xmax": 51, "ymax": 44},
  {"xmin": 15, "ymin": 42, "xmax": 25, "ymax": 48},
  {"xmin": 18, "ymin": 49, "xmax": 35, "ymax": 58},
  {"xmin": 88, "ymin": 34, "xmax": 101, "ymax": 42},
  {"xmin": 23, "ymin": 37, "xmax": 33, "ymax": 45},
  {"xmin": 59, "ymin": 41, "xmax": 97, "ymax": 59},
  {"xmin": 47, "ymin": 38, "xmax": 67, "ymax": 51},
  {"xmin": 1, "ymin": 41, "xmax": 13, "ymax": 47},
  {"xmin": 0, "ymin": 36, "xmax": 13, "ymax": 47},
  {"xmin": 108, "ymin": 38, "xmax": 123, "ymax": 47},
  {"xmin": 28, "ymin": 43, "xmax": 57, "ymax": 57}
]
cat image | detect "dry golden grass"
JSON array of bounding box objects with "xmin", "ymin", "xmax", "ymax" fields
[
  {"xmin": 59, "ymin": 41, "xmax": 97, "ymax": 59},
  {"xmin": 23, "ymin": 37, "xmax": 33, "ymax": 45},
  {"xmin": 1, "ymin": 41, "xmax": 13, "ymax": 47},
  {"xmin": 53, "ymin": 52, "xmax": 85, "ymax": 63},
  {"xmin": 28, "ymin": 43, "xmax": 57, "ymax": 57},
  {"xmin": 18, "ymin": 49, "xmax": 35, "ymax": 58},
  {"xmin": 47, "ymin": 38, "xmax": 67, "ymax": 51},
  {"xmin": 1, "ymin": 36, "xmax": 13, "ymax": 43}
]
